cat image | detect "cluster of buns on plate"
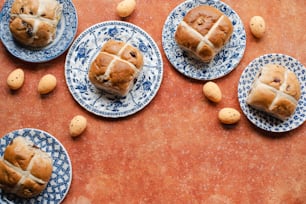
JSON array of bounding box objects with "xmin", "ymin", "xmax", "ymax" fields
[
  {"xmin": 2, "ymin": 1, "xmax": 303, "ymax": 201},
  {"xmin": 0, "ymin": 136, "xmax": 53, "ymax": 198},
  {"xmin": 9, "ymin": 0, "xmax": 62, "ymax": 48},
  {"xmin": 174, "ymin": 5, "xmax": 301, "ymax": 121},
  {"xmin": 88, "ymin": 5, "xmax": 234, "ymax": 97}
]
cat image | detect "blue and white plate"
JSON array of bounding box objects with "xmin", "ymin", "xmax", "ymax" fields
[
  {"xmin": 0, "ymin": 0, "xmax": 78, "ymax": 63},
  {"xmin": 0, "ymin": 128, "xmax": 72, "ymax": 203},
  {"xmin": 238, "ymin": 53, "xmax": 306, "ymax": 132},
  {"xmin": 162, "ymin": 0, "xmax": 246, "ymax": 80},
  {"xmin": 65, "ymin": 21, "xmax": 163, "ymax": 118}
]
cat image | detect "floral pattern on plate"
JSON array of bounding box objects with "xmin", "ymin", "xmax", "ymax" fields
[
  {"xmin": 238, "ymin": 53, "xmax": 306, "ymax": 132},
  {"xmin": 65, "ymin": 21, "xmax": 163, "ymax": 118},
  {"xmin": 162, "ymin": 0, "xmax": 246, "ymax": 80},
  {"xmin": 0, "ymin": 128, "xmax": 72, "ymax": 203},
  {"xmin": 0, "ymin": 0, "xmax": 78, "ymax": 63}
]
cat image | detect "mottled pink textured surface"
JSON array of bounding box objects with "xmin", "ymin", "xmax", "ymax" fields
[{"xmin": 0, "ymin": 0, "xmax": 305, "ymax": 203}]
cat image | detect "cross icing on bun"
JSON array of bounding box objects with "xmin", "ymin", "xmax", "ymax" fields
[
  {"xmin": 0, "ymin": 136, "xmax": 53, "ymax": 198},
  {"xmin": 9, "ymin": 0, "xmax": 62, "ymax": 47},
  {"xmin": 175, "ymin": 5, "xmax": 233, "ymax": 62},
  {"xmin": 88, "ymin": 40, "xmax": 144, "ymax": 97},
  {"xmin": 247, "ymin": 64, "xmax": 301, "ymax": 120}
]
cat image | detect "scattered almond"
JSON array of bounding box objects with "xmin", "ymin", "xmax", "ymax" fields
[
  {"xmin": 203, "ymin": 81, "xmax": 222, "ymax": 103},
  {"xmin": 69, "ymin": 115, "xmax": 87, "ymax": 137},
  {"xmin": 38, "ymin": 74, "xmax": 57, "ymax": 94},
  {"xmin": 218, "ymin": 108, "xmax": 241, "ymax": 124},
  {"xmin": 7, "ymin": 68, "xmax": 25, "ymax": 90},
  {"xmin": 250, "ymin": 16, "xmax": 266, "ymax": 38},
  {"xmin": 116, "ymin": 0, "xmax": 136, "ymax": 17}
]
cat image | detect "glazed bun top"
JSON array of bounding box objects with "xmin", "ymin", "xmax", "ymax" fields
[
  {"xmin": 175, "ymin": 5, "xmax": 233, "ymax": 62},
  {"xmin": 9, "ymin": 0, "xmax": 62, "ymax": 47},
  {"xmin": 246, "ymin": 64, "xmax": 301, "ymax": 120},
  {"xmin": 0, "ymin": 136, "xmax": 53, "ymax": 198},
  {"xmin": 88, "ymin": 40, "xmax": 144, "ymax": 96}
]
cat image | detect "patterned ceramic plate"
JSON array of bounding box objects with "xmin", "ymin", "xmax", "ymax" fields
[
  {"xmin": 0, "ymin": 0, "xmax": 78, "ymax": 63},
  {"xmin": 0, "ymin": 128, "xmax": 72, "ymax": 203},
  {"xmin": 65, "ymin": 21, "xmax": 163, "ymax": 118},
  {"xmin": 162, "ymin": 0, "xmax": 246, "ymax": 80},
  {"xmin": 238, "ymin": 53, "xmax": 306, "ymax": 132}
]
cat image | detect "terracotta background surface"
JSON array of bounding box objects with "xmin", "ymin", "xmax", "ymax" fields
[{"xmin": 0, "ymin": 0, "xmax": 305, "ymax": 203}]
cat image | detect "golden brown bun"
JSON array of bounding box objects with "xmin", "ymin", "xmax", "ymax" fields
[
  {"xmin": 0, "ymin": 136, "xmax": 53, "ymax": 198},
  {"xmin": 175, "ymin": 5, "xmax": 233, "ymax": 62},
  {"xmin": 9, "ymin": 0, "xmax": 62, "ymax": 47},
  {"xmin": 247, "ymin": 64, "xmax": 301, "ymax": 120},
  {"xmin": 88, "ymin": 40, "xmax": 144, "ymax": 96}
]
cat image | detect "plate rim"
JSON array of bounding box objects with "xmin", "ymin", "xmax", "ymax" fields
[
  {"xmin": 0, "ymin": 0, "xmax": 78, "ymax": 63},
  {"xmin": 238, "ymin": 53, "xmax": 306, "ymax": 132},
  {"xmin": 162, "ymin": 0, "xmax": 246, "ymax": 80},
  {"xmin": 65, "ymin": 20, "xmax": 163, "ymax": 118},
  {"xmin": 0, "ymin": 128, "xmax": 72, "ymax": 203}
]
